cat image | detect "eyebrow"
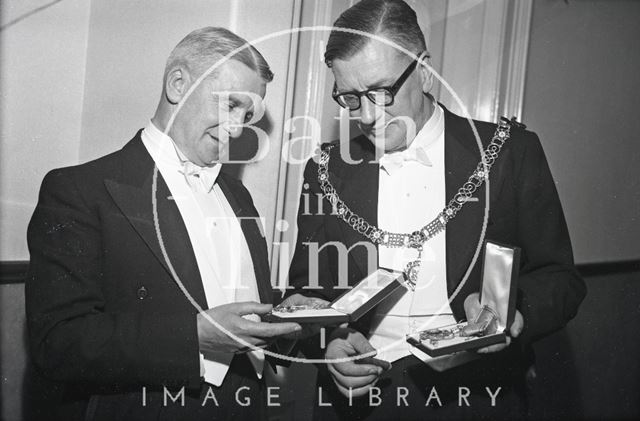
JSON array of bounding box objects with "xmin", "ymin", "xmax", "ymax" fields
[
  {"xmin": 363, "ymin": 57, "xmax": 421, "ymax": 89},
  {"xmin": 336, "ymin": 75, "xmax": 397, "ymax": 93},
  {"xmin": 365, "ymin": 77, "xmax": 394, "ymax": 89},
  {"xmin": 227, "ymin": 93, "xmax": 256, "ymax": 108}
]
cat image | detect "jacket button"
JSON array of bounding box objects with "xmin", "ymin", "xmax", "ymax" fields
[{"xmin": 137, "ymin": 286, "xmax": 148, "ymax": 300}]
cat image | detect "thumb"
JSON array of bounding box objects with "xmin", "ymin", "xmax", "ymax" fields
[
  {"xmin": 464, "ymin": 293, "xmax": 481, "ymax": 320},
  {"xmin": 348, "ymin": 331, "xmax": 377, "ymax": 357},
  {"xmin": 510, "ymin": 310, "xmax": 524, "ymax": 338},
  {"xmin": 228, "ymin": 301, "xmax": 273, "ymax": 316}
]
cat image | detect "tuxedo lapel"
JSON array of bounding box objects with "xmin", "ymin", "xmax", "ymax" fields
[
  {"xmin": 104, "ymin": 135, "xmax": 208, "ymax": 309},
  {"xmin": 331, "ymin": 144, "xmax": 380, "ymax": 279},
  {"xmin": 444, "ymin": 109, "xmax": 488, "ymax": 297},
  {"xmin": 217, "ymin": 175, "xmax": 272, "ymax": 304}
]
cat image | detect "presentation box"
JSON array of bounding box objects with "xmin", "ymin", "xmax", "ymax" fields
[
  {"xmin": 407, "ymin": 241, "xmax": 521, "ymax": 357},
  {"xmin": 265, "ymin": 268, "xmax": 407, "ymax": 324}
]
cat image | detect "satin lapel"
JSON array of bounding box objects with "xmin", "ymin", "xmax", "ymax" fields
[
  {"xmin": 104, "ymin": 138, "xmax": 208, "ymax": 309},
  {"xmin": 331, "ymin": 154, "xmax": 379, "ymax": 279},
  {"xmin": 217, "ymin": 175, "xmax": 272, "ymax": 304},
  {"xmin": 444, "ymin": 111, "xmax": 486, "ymax": 296}
]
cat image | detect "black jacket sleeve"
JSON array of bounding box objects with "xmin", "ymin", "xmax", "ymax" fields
[
  {"xmin": 512, "ymin": 132, "xmax": 586, "ymax": 342},
  {"xmin": 25, "ymin": 169, "xmax": 201, "ymax": 389}
]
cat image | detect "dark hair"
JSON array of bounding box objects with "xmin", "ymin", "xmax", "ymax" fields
[
  {"xmin": 166, "ymin": 27, "xmax": 273, "ymax": 83},
  {"xmin": 324, "ymin": 0, "xmax": 426, "ymax": 67}
]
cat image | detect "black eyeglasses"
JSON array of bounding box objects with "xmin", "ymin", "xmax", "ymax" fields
[{"xmin": 332, "ymin": 52, "xmax": 429, "ymax": 111}]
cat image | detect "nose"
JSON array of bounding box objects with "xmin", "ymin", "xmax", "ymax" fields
[
  {"xmin": 358, "ymin": 97, "xmax": 377, "ymax": 126},
  {"xmin": 225, "ymin": 111, "xmax": 246, "ymax": 139},
  {"xmin": 227, "ymin": 123, "xmax": 242, "ymax": 139}
]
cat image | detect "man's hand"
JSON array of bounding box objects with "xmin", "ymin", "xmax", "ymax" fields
[
  {"xmin": 197, "ymin": 301, "xmax": 301, "ymax": 354},
  {"xmin": 325, "ymin": 327, "xmax": 391, "ymax": 398},
  {"xmin": 277, "ymin": 293, "xmax": 331, "ymax": 340},
  {"xmin": 463, "ymin": 292, "xmax": 524, "ymax": 353}
]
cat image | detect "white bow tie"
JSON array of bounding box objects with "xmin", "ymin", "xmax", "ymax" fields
[
  {"xmin": 178, "ymin": 161, "xmax": 221, "ymax": 193},
  {"xmin": 379, "ymin": 147, "xmax": 432, "ymax": 175}
]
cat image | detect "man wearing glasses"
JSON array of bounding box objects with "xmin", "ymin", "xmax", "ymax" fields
[{"xmin": 286, "ymin": 0, "xmax": 585, "ymax": 419}]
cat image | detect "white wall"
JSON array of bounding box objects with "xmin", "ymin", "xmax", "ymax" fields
[
  {"xmin": 0, "ymin": 0, "xmax": 91, "ymax": 260},
  {"xmin": 6, "ymin": 0, "xmax": 629, "ymax": 269},
  {"xmin": 226, "ymin": 0, "xmax": 300, "ymax": 255},
  {"xmin": 79, "ymin": 0, "xmax": 299, "ymax": 256},
  {"xmin": 523, "ymin": 0, "xmax": 640, "ymax": 264},
  {"xmin": 1, "ymin": 0, "xmax": 300, "ymax": 262}
]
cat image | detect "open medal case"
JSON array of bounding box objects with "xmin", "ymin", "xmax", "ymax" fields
[
  {"xmin": 265, "ymin": 268, "xmax": 407, "ymax": 324},
  {"xmin": 406, "ymin": 241, "xmax": 521, "ymax": 357}
]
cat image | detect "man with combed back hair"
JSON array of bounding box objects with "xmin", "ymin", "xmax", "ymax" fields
[
  {"xmin": 26, "ymin": 27, "xmax": 301, "ymax": 420},
  {"xmin": 285, "ymin": 0, "xmax": 586, "ymax": 419}
]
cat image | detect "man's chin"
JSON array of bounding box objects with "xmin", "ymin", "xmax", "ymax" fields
[
  {"xmin": 363, "ymin": 130, "xmax": 386, "ymax": 149},
  {"xmin": 365, "ymin": 134, "xmax": 407, "ymax": 154},
  {"xmin": 201, "ymin": 147, "xmax": 228, "ymax": 165},
  {"xmin": 203, "ymin": 135, "xmax": 230, "ymax": 162}
]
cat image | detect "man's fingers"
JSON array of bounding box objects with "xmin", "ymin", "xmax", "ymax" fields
[
  {"xmin": 325, "ymin": 339, "xmax": 381, "ymax": 376},
  {"xmin": 510, "ymin": 311, "xmax": 524, "ymax": 338},
  {"xmin": 328, "ymin": 363, "xmax": 379, "ymax": 388},
  {"xmin": 243, "ymin": 320, "xmax": 302, "ymax": 338},
  {"xmin": 477, "ymin": 337, "xmax": 511, "ymax": 354},
  {"xmin": 334, "ymin": 379, "xmax": 380, "ymax": 398},
  {"xmin": 358, "ymin": 356, "xmax": 392, "ymax": 372},
  {"xmin": 476, "ymin": 312, "xmax": 522, "ymax": 353},
  {"xmin": 464, "ymin": 293, "xmax": 481, "ymax": 320},
  {"xmin": 325, "ymin": 332, "xmax": 386, "ymax": 394},
  {"xmin": 348, "ymin": 332, "xmax": 377, "ymax": 356},
  {"xmin": 477, "ymin": 343, "xmax": 507, "ymax": 353},
  {"xmin": 227, "ymin": 301, "xmax": 273, "ymax": 316},
  {"xmin": 236, "ymin": 341, "xmax": 268, "ymax": 353},
  {"xmin": 282, "ymin": 323, "xmax": 324, "ymax": 341},
  {"xmin": 333, "ymin": 360, "xmax": 382, "ymax": 377}
]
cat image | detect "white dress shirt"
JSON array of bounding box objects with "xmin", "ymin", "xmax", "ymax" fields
[
  {"xmin": 141, "ymin": 121, "xmax": 264, "ymax": 386},
  {"xmin": 369, "ymin": 104, "xmax": 457, "ymax": 363}
]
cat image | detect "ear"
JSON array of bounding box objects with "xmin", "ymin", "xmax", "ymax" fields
[
  {"xmin": 164, "ymin": 66, "xmax": 191, "ymax": 104},
  {"xmin": 417, "ymin": 55, "xmax": 434, "ymax": 94}
]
